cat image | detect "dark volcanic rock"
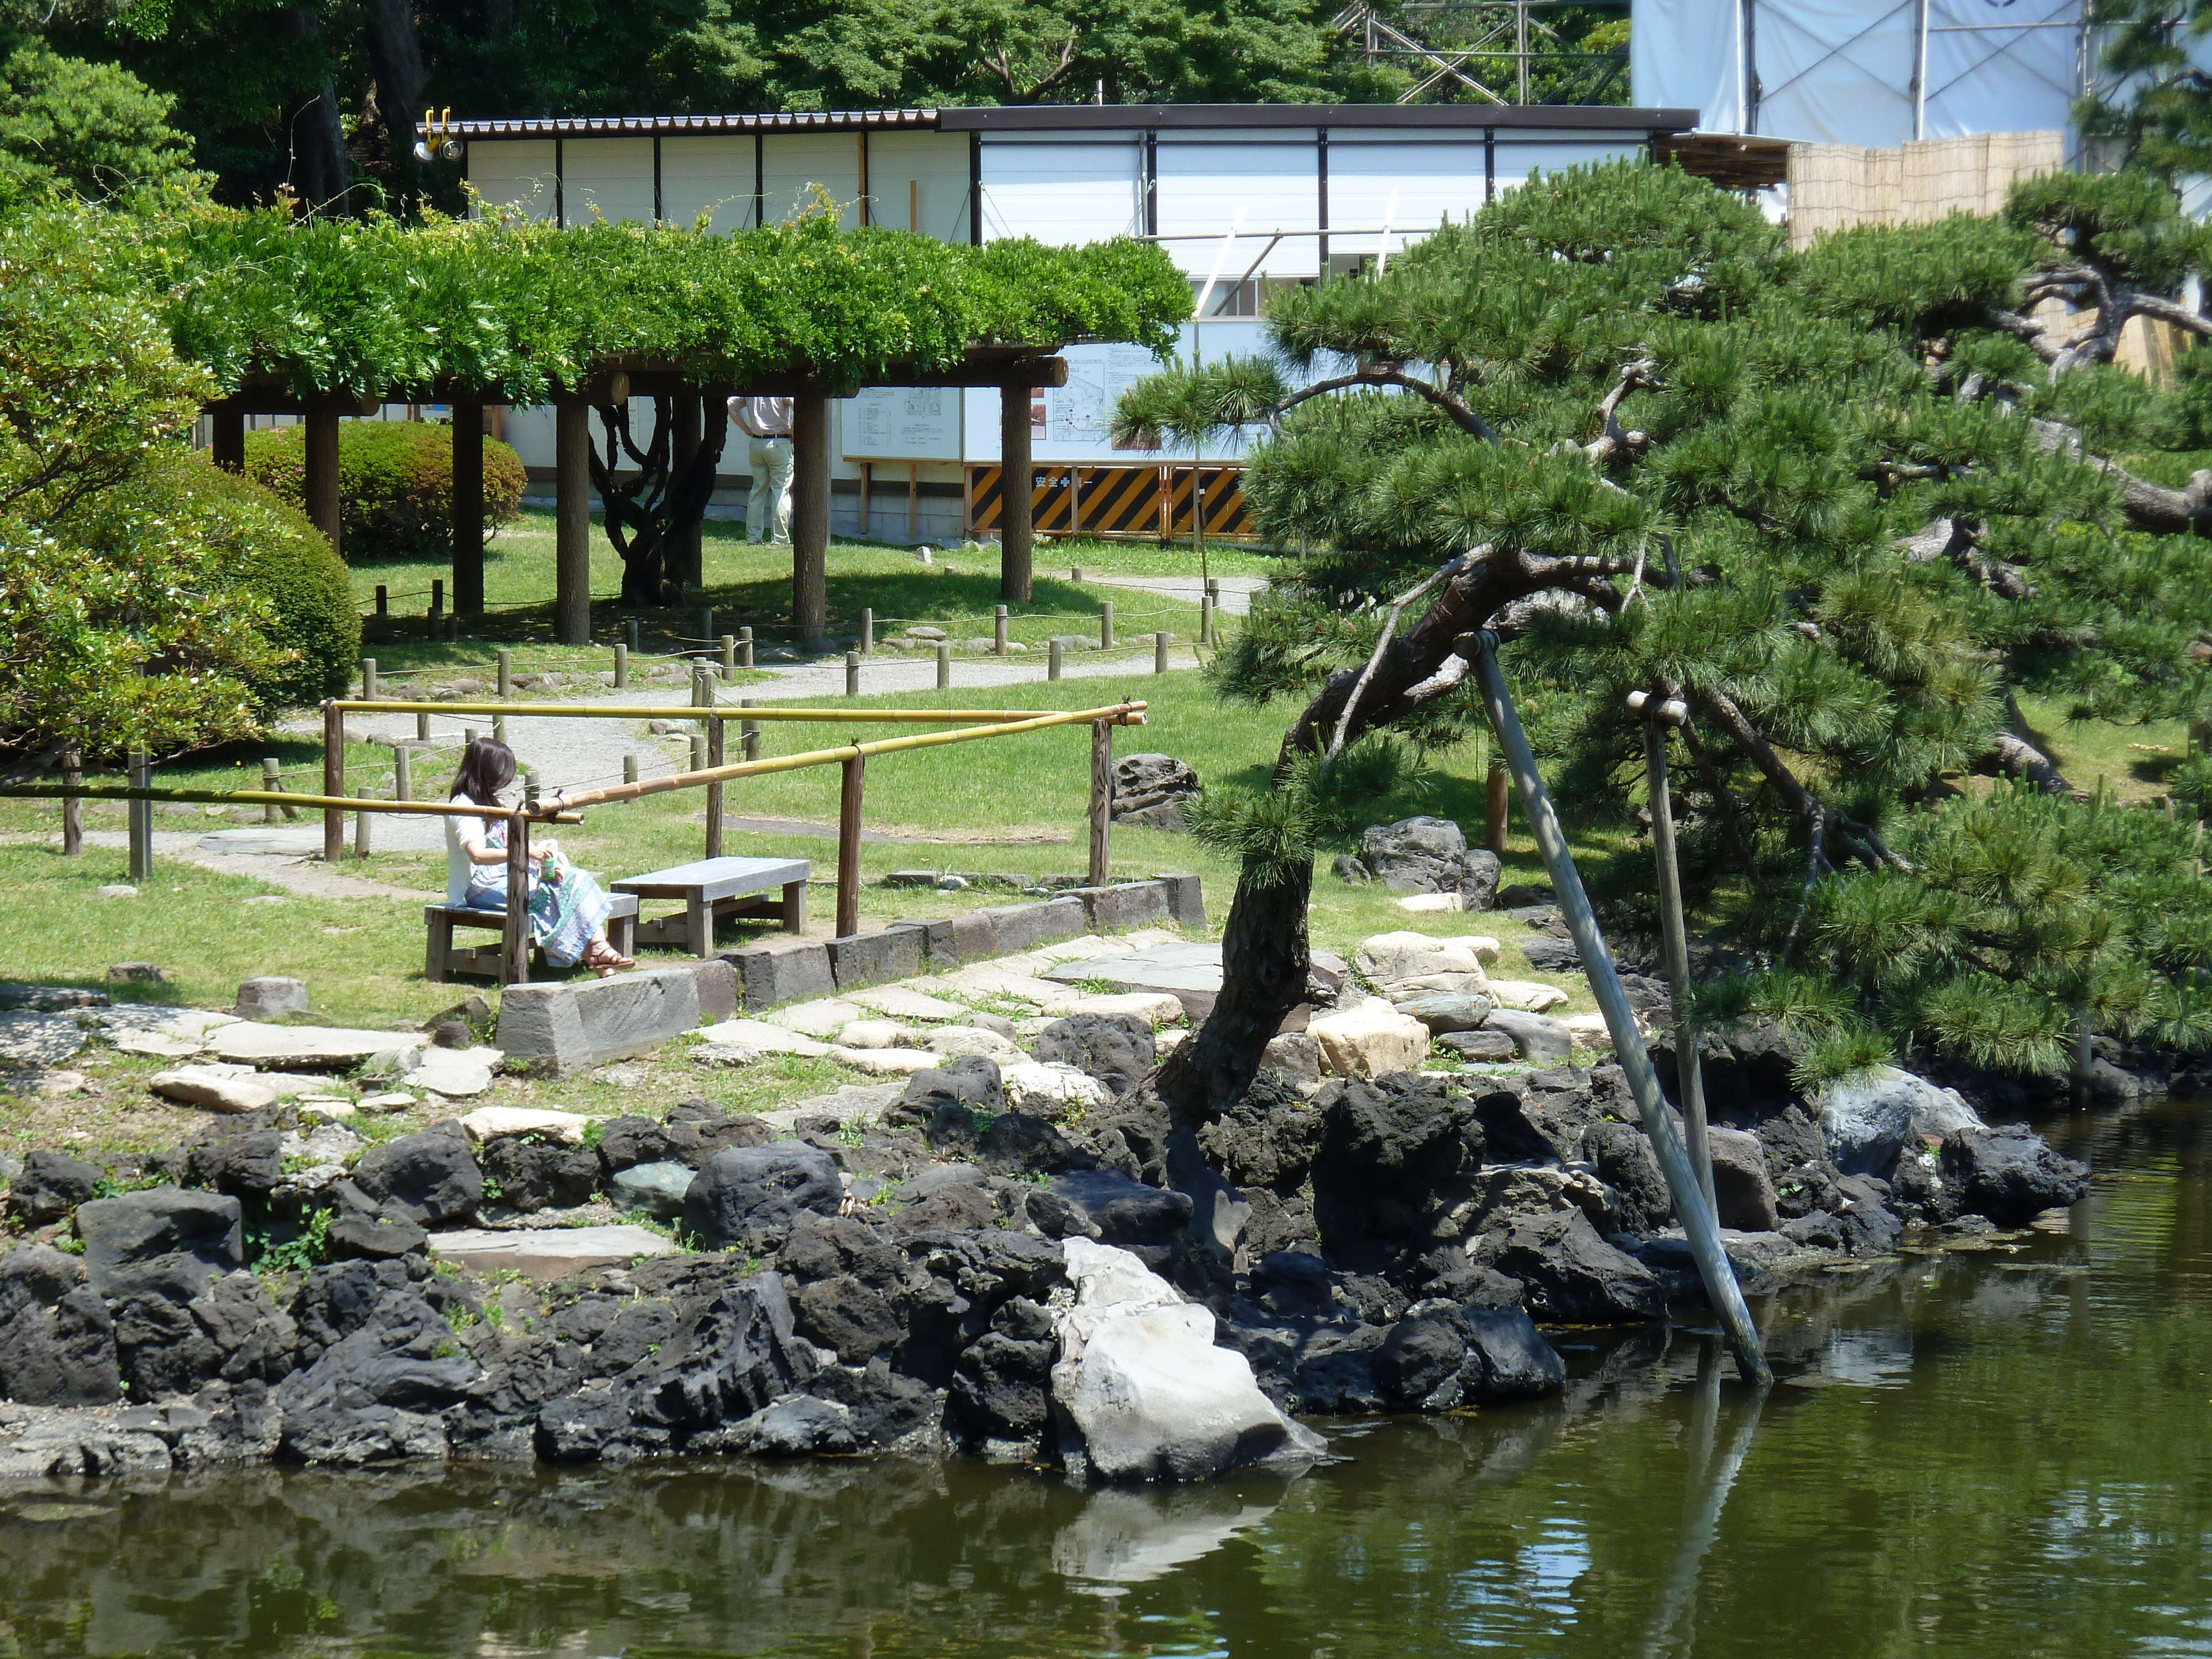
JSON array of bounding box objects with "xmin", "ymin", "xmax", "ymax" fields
[
  {"xmin": 479, "ymin": 1136, "xmax": 602, "ymax": 1213},
  {"xmin": 1050, "ymin": 1169, "xmax": 1193, "ymax": 1248},
  {"xmin": 1197, "ymin": 1074, "xmax": 1324, "ymax": 1192},
  {"xmin": 76, "ymin": 1187, "xmax": 244, "ymax": 1304},
  {"xmin": 1588, "ymin": 1120, "xmax": 1673, "ymax": 1233},
  {"xmin": 6, "ymin": 1149, "xmax": 106, "ymax": 1227},
  {"xmin": 1470, "ymin": 1208, "xmax": 1664, "ymax": 1323},
  {"xmin": 887, "ymin": 1056, "xmax": 1004, "ymax": 1129},
  {"xmin": 275, "ymin": 1275, "xmax": 477, "ymax": 1463},
  {"xmin": 1940, "ymin": 1124, "xmax": 2089, "ymax": 1225},
  {"xmin": 1706, "ymin": 1125, "xmax": 1780, "ymax": 1232},
  {"xmin": 351, "ymin": 1131, "xmax": 483, "ymax": 1226},
  {"xmin": 186, "ymin": 1130, "xmax": 285, "ymax": 1200},
  {"xmin": 681, "ymin": 1143, "xmax": 843, "ymax": 1254},
  {"xmin": 0, "ymin": 1244, "xmax": 121, "ymax": 1406},
  {"xmin": 1372, "ymin": 1303, "xmax": 1566, "ymax": 1408},
  {"xmin": 1030, "ymin": 1013, "xmax": 1155, "ymax": 1098}
]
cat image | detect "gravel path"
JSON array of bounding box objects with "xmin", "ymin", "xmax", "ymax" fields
[{"xmin": 1085, "ymin": 573, "xmax": 1267, "ymax": 615}]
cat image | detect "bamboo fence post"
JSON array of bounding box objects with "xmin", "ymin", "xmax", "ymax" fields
[
  {"xmin": 1089, "ymin": 719, "xmax": 1113, "ymax": 886},
  {"xmin": 706, "ymin": 716, "xmax": 726, "ymax": 859},
  {"xmin": 836, "ymin": 752, "xmax": 866, "ymax": 937},
  {"xmin": 322, "ymin": 701, "xmax": 345, "ymax": 862},
  {"xmin": 502, "ymin": 810, "xmax": 530, "ymax": 984},
  {"xmin": 61, "ymin": 748, "xmax": 82, "ymax": 856}
]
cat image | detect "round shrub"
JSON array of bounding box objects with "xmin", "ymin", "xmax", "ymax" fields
[
  {"xmin": 241, "ymin": 418, "xmax": 526, "ymax": 560},
  {"xmin": 158, "ymin": 450, "xmax": 360, "ymax": 706}
]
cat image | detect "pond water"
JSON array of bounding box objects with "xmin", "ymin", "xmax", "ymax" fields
[{"xmin": 4, "ymin": 1099, "xmax": 2209, "ymax": 1659}]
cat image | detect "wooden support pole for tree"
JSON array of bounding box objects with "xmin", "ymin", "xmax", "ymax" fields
[
  {"xmin": 792, "ymin": 394, "xmax": 831, "ymax": 648},
  {"xmin": 1089, "ymin": 718, "xmax": 1113, "ymax": 886},
  {"xmin": 304, "ymin": 408, "xmax": 341, "ymax": 556},
  {"xmin": 1486, "ymin": 755, "xmax": 1511, "ymax": 851},
  {"xmin": 502, "ymin": 810, "xmax": 530, "ymax": 985},
  {"xmin": 61, "ymin": 748, "xmax": 82, "ymax": 857},
  {"xmin": 836, "ymin": 752, "xmax": 865, "ymax": 938},
  {"xmin": 210, "ymin": 408, "xmax": 244, "ymax": 473},
  {"xmin": 705, "ymin": 715, "xmax": 725, "ymax": 859},
  {"xmin": 999, "ymin": 383, "xmax": 1035, "ymax": 604},
  {"xmin": 1472, "ymin": 634, "xmax": 1769, "ymax": 1386},
  {"xmin": 452, "ymin": 398, "xmax": 485, "ymax": 615},
  {"xmin": 1635, "ymin": 692, "xmax": 1716, "ymax": 1218},
  {"xmin": 322, "ymin": 700, "xmax": 345, "ymax": 863},
  {"xmin": 555, "ymin": 400, "xmax": 592, "ymax": 645}
]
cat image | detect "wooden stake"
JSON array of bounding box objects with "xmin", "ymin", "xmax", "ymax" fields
[
  {"xmin": 706, "ymin": 715, "xmax": 725, "ymax": 859},
  {"xmin": 61, "ymin": 748, "xmax": 82, "ymax": 856},
  {"xmin": 322, "ymin": 701, "xmax": 345, "ymax": 862},
  {"xmin": 1486, "ymin": 755, "xmax": 1511, "ymax": 851},
  {"xmin": 836, "ymin": 752, "xmax": 865, "ymax": 937},
  {"xmin": 936, "ymin": 643, "xmax": 951, "ymax": 689},
  {"xmin": 127, "ymin": 745, "xmax": 152, "ymax": 881},
  {"xmin": 1089, "ymin": 718, "xmax": 1113, "ymax": 886}
]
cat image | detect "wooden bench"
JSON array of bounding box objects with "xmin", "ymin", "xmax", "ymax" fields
[
  {"xmin": 425, "ymin": 893, "xmax": 639, "ymax": 983},
  {"xmin": 612, "ymin": 855, "xmax": 811, "ymax": 959}
]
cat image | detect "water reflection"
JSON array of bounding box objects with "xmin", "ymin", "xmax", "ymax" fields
[{"xmin": 2, "ymin": 1099, "xmax": 2208, "ymax": 1658}]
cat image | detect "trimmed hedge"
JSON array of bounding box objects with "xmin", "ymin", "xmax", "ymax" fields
[
  {"xmin": 241, "ymin": 418, "xmax": 526, "ymax": 560},
  {"xmin": 162, "ymin": 451, "xmax": 359, "ymax": 706}
]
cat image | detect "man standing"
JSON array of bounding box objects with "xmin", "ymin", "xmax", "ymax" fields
[{"xmin": 729, "ymin": 394, "xmax": 794, "ymax": 546}]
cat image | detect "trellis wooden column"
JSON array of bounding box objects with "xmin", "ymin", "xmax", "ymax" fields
[
  {"xmin": 304, "ymin": 407, "xmax": 342, "ymax": 555},
  {"xmin": 1000, "ymin": 382, "xmax": 1034, "ymax": 604},
  {"xmin": 451, "ymin": 398, "xmax": 485, "ymax": 615},
  {"xmin": 672, "ymin": 393, "xmax": 703, "ymax": 593},
  {"xmin": 555, "ymin": 400, "xmax": 592, "ymax": 645},
  {"xmin": 792, "ymin": 394, "xmax": 831, "ymax": 648}
]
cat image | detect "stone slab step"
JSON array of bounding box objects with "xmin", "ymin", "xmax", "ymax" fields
[{"xmin": 429, "ymin": 1224, "xmax": 674, "ymax": 1281}]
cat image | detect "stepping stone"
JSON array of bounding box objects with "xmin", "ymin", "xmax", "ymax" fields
[
  {"xmin": 1049, "ymin": 992, "xmax": 1186, "ymax": 1027},
  {"xmin": 836, "ymin": 1019, "xmax": 914, "ymax": 1050},
  {"xmin": 1039, "ymin": 942, "xmax": 1224, "ymax": 1020},
  {"xmin": 196, "ymin": 826, "xmax": 323, "ymax": 855},
  {"xmin": 754, "ymin": 1081, "xmax": 905, "ymax": 1133},
  {"xmin": 357, "ymin": 1092, "xmax": 417, "ymax": 1113},
  {"xmin": 428, "ymin": 1224, "xmax": 675, "ymax": 1281},
  {"xmin": 691, "ymin": 1042, "xmax": 765, "ymax": 1067},
  {"xmin": 148, "ymin": 1065, "xmax": 278, "ymax": 1114},
  {"xmin": 1396, "ymin": 892, "xmax": 1464, "ymax": 914},
  {"xmin": 1486, "ymin": 979, "xmax": 1571, "ymax": 1013},
  {"xmin": 458, "ymin": 1107, "xmax": 590, "ymax": 1145},
  {"xmin": 1033, "ymin": 935, "xmax": 1141, "ymax": 964},
  {"xmin": 150, "ymin": 1010, "xmax": 242, "ymax": 1042},
  {"xmin": 211, "ymin": 1022, "xmax": 410, "ymax": 1068},
  {"xmin": 766, "ymin": 998, "xmax": 867, "ymax": 1038},
  {"xmin": 846, "ymin": 987, "xmax": 968, "ymax": 1022},
  {"xmin": 115, "ymin": 1031, "xmax": 209, "ymax": 1058},
  {"xmin": 695, "ymin": 1019, "xmax": 830, "ymax": 1058},
  {"xmin": 0, "ymin": 1011, "xmax": 90, "ymax": 1068},
  {"xmin": 932, "ymin": 967, "xmax": 1081, "ymax": 1006},
  {"xmin": 828, "ymin": 1046, "xmax": 939, "ymax": 1076},
  {"xmin": 924, "ymin": 1026, "xmax": 1026, "ymax": 1063},
  {"xmin": 403, "ymin": 1046, "xmax": 503, "ymax": 1099}
]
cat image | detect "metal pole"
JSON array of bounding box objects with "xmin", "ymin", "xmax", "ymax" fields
[
  {"xmin": 1635, "ymin": 691, "xmax": 1717, "ymax": 1219},
  {"xmin": 1089, "ymin": 719, "xmax": 1113, "ymax": 885},
  {"xmin": 127, "ymin": 745, "xmax": 153, "ymax": 881},
  {"xmin": 1470, "ymin": 633, "xmax": 1770, "ymax": 1385}
]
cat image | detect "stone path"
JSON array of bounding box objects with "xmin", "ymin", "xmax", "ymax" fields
[{"xmin": 1085, "ymin": 573, "xmax": 1267, "ymax": 616}]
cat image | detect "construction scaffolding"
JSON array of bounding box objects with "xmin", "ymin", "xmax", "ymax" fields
[{"xmin": 1336, "ymin": 1, "xmax": 1630, "ymax": 106}]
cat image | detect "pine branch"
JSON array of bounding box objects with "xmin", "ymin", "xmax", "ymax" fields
[
  {"xmin": 1273, "ymin": 369, "xmax": 1498, "ymax": 442},
  {"xmin": 1324, "ymin": 559, "xmax": 1468, "ymax": 765},
  {"xmin": 1584, "ymin": 355, "xmax": 1657, "ymax": 466},
  {"xmin": 2030, "ymin": 416, "xmax": 2212, "ymax": 534},
  {"xmin": 1680, "ymin": 720, "xmax": 1761, "ymax": 880},
  {"xmin": 1692, "ymin": 686, "xmax": 1911, "ymax": 872}
]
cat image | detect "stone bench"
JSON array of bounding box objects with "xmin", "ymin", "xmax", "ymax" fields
[
  {"xmin": 425, "ymin": 894, "xmax": 638, "ymax": 983},
  {"xmin": 612, "ymin": 855, "xmax": 811, "ymax": 960}
]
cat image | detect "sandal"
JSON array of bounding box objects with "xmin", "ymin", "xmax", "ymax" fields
[{"xmin": 583, "ymin": 940, "xmax": 635, "ymax": 977}]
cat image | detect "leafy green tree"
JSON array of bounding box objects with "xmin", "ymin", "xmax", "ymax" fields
[
  {"xmin": 1134, "ymin": 161, "xmax": 2212, "ymax": 1117},
  {"xmin": 2080, "ymin": 1, "xmax": 2212, "ymax": 180},
  {"xmin": 0, "ymin": 43, "xmax": 198, "ymax": 210}
]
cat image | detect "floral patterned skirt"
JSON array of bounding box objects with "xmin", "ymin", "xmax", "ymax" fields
[{"xmin": 462, "ymin": 858, "xmax": 612, "ymax": 969}]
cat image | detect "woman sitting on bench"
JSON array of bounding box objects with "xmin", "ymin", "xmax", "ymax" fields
[{"xmin": 447, "ymin": 737, "xmax": 635, "ymax": 978}]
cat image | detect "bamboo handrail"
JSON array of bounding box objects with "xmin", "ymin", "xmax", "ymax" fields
[
  {"xmin": 540, "ymin": 702, "xmax": 1149, "ymax": 815},
  {"xmin": 327, "ymin": 701, "xmax": 1063, "ymax": 723},
  {"xmin": 0, "ymin": 785, "xmax": 581, "ymax": 822}
]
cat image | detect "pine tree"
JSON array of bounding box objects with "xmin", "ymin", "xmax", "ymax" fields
[{"xmin": 1139, "ymin": 161, "xmax": 2212, "ymax": 1117}]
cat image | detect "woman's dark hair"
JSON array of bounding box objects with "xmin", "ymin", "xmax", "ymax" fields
[{"xmin": 452, "ymin": 737, "xmax": 517, "ymax": 807}]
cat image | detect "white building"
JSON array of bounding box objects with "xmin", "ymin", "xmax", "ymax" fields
[{"xmin": 447, "ymin": 103, "xmax": 1691, "ymax": 541}]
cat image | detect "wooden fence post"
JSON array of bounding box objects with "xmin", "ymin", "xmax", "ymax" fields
[
  {"xmin": 1100, "ymin": 601, "xmax": 1113, "ymax": 650},
  {"xmin": 721, "ymin": 635, "xmax": 737, "ymax": 677},
  {"xmin": 394, "ymin": 747, "xmax": 413, "ymax": 803},
  {"xmin": 999, "ymin": 382, "xmax": 1034, "ymax": 604},
  {"xmin": 846, "ymin": 651, "xmax": 860, "ymax": 697},
  {"xmin": 61, "ymin": 748, "xmax": 82, "ymax": 857},
  {"xmin": 322, "ymin": 701, "xmax": 345, "ymax": 863},
  {"xmin": 1048, "ymin": 639, "xmax": 1063, "ymax": 681},
  {"xmin": 613, "ymin": 643, "xmax": 628, "ymax": 689},
  {"xmin": 792, "ymin": 394, "xmax": 832, "ymax": 647},
  {"xmin": 497, "ymin": 649, "xmax": 513, "ymax": 698},
  {"xmin": 836, "ymin": 752, "xmax": 866, "ymax": 937},
  {"xmin": 936, "ymin": 643, "xmax": 951, "ymax": 690},
  {"xmin": 1089, "ymin": 719, "xmax": 1113, "ymax": 886},
  {"xmin": 1486, "ymin": 756, "xmax": 1511, "ymax": 851},
  {"xmin": 1155, "ymin": 631, "xmax": 1170, "ymax": 673},
  {"xmin": 741, "ymin": 697, "xmax": 760, "ymax": 763},
  {"xmin": 261, "ymin": 758, "xmax": 281, "ymax": 824},
  {"xmin": 304, "ymin": 406, "xmax": 341, "ymax": 556},
  {"xmin": 706, "ymin": 715, "xmax": 725, "ymax": 859},
  {"xmin": 361, "ymin": 658, "xmax": 377, "ymax": 700},
  {"xmin": 861, "ymin": 608, "xmax": 874, "ymax": 654},
  {"xmin": 994, "ymin": 605, "xmax": 1009, "ymax": 656},
  {"xmin": 127, "ymin": 745, "xmax": 153, "ymax": 881},
  {"xmin": 739, "ymin": 627, "xmax": 754, "ymax": 670}
]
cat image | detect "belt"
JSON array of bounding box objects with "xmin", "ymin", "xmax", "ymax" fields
[{"xmin": 754, "ymin": 432, "xmax": 792, "ymax": 441}]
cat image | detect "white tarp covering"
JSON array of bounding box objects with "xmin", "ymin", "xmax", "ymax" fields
[{"xmin": 1631, "ymin": 0, "xmax": 2086, "ymax": 145}]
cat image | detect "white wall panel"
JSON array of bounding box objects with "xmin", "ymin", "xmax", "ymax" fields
[
  {"xmin": 660, "ymin": 136, "xmax": 755, "ymax": 231},
  {"xmin": 1156, "ymin": 138, "xmax": 1319, "ymax": 276},
  {"xmin": 1923, "ymin": 0, "xmax": 2080, "ymax": 140},
  {"xmin": 979, "ymin": 135, "xmax": 1144, "ymax": 244},
  {"xmin": 1752, "ymin": 0, "xmax": 1917, "ymax": 147},
  {"xmin": 467, "ymin": 139, "xmax": 556, "ymax": 221},
  {"xmin": 1491, "ymin": 139, "xmax": 1645, "ymax": 193},
  {"xmin": 864, "ymin": 131, "xmax": 971, "ymax": 242},
  {"xmin": 560, "ymin": 137, "xmax": 654, "ymax": 226},
  {"xmin": 1327, "ymin": 139, "xmax": 1490, "ymax": 257},
  {"xmin": 1631, "ymin": 0, "xmax": 1746, "ymax": 131},
  {"xmin": 760, "ymin": 132, "xmax": 863, "ymax": 229}
]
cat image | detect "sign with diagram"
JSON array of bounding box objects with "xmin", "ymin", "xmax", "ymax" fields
[{"xmin": 842, "ymin": 387, "xmax": 961, "ymax": 461}]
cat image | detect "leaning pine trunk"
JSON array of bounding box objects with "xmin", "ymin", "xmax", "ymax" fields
[{"xmin": 1155, "ymin": 857, "xmax": 1313, "ymax": 1121}]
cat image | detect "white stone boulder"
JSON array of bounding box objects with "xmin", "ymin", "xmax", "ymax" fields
[
  {"xmin": 402, "ymin": 1046, "xmax": 502, "ymax": 1099},
  {"xmin": 1052, "ymin": 1239, "xmax": 1326, "ymax": 1483},
  {"xmin": 836, "ymin": 1019, "xmax": 914, "ymax": 1050},
  {"xmin": 210, "ymin": 1022, "xmax": 401, "ymax": 1068},
  {"xmin": 458, "ymin": 1107, "xmax": 589, "ymax": 1145},
  {"xmin": 828, "ymin": 1046, "xmax": 940, "ymax": 1076},
  {"xmin": 1354, "ymin": 931, "xmax": 1492, "ymax": 999},
  {"xmin": 148, "ymin": 1065, "xmax": 277, "ymax": 1114},
  {"xmin": 1486, "ymin": 979, "xmax": 1572, "ymax": 1013},
  {"xmin": 925, "ymin": 1026, "xmax": 1027, "ymax": 1064},
  {"xmin": 846, "ymin": 987, "xmax": 968, "ymax": 1022},
  {"xmin": 695, "ymin": 1019, "xmax": 830, "ymax": 1058},
  {"xmin": 1050, "ymin": 991, "xmax": 1186, "ymax": 1027},
  {"xmin": 1001, "ymin": 1060, "xmax": 1115, "ymax": 1115},
  {"xmin": 1306, "ymin": 1003, "xmax": 1431, "ymax": 1077}
]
